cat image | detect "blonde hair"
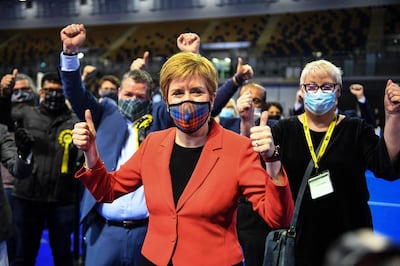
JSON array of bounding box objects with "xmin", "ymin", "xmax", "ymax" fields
[
  {"xmin": 225, "ymin": 98, "xmax": 239, "ymax": 117},
  {"xmin": 159, "ymin": 52, "xmax": 218, "ymax": 103}
]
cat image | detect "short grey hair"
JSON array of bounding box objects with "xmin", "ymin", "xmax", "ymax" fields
[
  {"xmin": 16, "ymin": 73, "xmax": 37, "ymax": 94},
  {"xmin": 300, "ymin": 59, "xmax": 343, "ymax": 86}
]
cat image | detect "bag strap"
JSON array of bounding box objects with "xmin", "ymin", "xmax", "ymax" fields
[{"xmin": 287, "ymin": 139, "xmax": 323, "ymax": 236}]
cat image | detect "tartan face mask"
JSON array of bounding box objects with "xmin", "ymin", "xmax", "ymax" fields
[
  {"xmin": 118, "ymin": 98, "xmax": 151, "ymax": 122},
  {"xmin": 168, "ymin": 100, "xmax": 210, "ymax": 134}
]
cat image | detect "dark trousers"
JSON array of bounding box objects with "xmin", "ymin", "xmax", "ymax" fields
[
  {"xmin": 13, "ymin": 197, "xmax": 74, "ymax": 266},
  {"xmin": 5, "ymin": 187, "xmax": 16, "ymax": 265}
]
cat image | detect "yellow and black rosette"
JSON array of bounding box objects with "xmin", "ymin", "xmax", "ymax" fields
[
  {"xmin": 134, "ymin": 114, "xmax": 153, "ymax": 148},
  {"xmin": 58, "ymin": 129, "xmax": 73, "ymax": 174}
]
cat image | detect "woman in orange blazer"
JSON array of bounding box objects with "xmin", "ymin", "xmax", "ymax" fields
[{"xmin": 72, "ymin": 52, "xmax": 294, "ymax": 266}]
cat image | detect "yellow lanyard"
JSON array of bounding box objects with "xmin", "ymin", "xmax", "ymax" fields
[{"xmin": 302, "ymin": 113, "xmax": 337, "ymax": 170}]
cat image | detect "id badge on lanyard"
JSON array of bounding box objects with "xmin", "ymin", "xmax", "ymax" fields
[{"xmin": 308, "ymin": 170, "xmax": 334, "ymax": 199}]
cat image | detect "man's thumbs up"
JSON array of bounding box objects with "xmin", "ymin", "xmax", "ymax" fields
[
  {"xmin": 259, "ymin": 111, "xmax": 269, "ymax": 127},
  {"xmin": 12, "ymin": 68, "xmax": 18, "ymax": 78},
  {"xmin": 143, "ymin": 51, "xmax": 149, "ymax": 65},
  {"xmin": 1, "ymin": 68, "xmax": 18, "ymax": 96},
  {"xmin": 235, "ymin": 57, "xmax": 253, "ymax": 82},
  {"xmin": 85, "ymin": 109, "xmax": 96, "ymax": 140},
  {"xmin": 130, "ymin": 51, "xmax": 150, "ymax": 70}
]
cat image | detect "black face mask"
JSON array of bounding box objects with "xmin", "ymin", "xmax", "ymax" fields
[
  {"xmin": 268, "ymin": 115, "xmax": 281, "ymax": 121},
  {"xmin": 41, "ymin": 90, "xmax": 66, "ymax": 111},
  {"xmin": 99, "ymin": 90, "xmax": 118, "ymax": 102}
]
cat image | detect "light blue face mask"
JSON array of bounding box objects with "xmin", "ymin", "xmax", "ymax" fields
[
  {"xmin": 219, "ymin": 108, "xmax": 235, "ymax": 118},
  {"xmin": 304, "ymin": 90, "xmax": 336, "ymax": 115}
]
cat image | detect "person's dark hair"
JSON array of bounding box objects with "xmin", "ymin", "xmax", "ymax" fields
[
  {"xmin": 41, "ymin": 72, "xmax": 62, "ymax": 87},
  {"xmin": 98, "ymin": 75, "xmax": 120, "ymax": 88},
  {"xmin": 266, "ymin": 101, "xmax": 283, "ymax": 113}
]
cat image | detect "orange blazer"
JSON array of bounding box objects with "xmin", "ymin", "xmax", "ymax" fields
[{"xmin": 77, "ymin": 120, "xmax": 293, "ymax": 266}]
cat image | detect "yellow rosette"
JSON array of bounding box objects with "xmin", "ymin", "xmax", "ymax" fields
[{"xmin": 58, "ymin": 129, "xmax": 73, "ymax": 174}]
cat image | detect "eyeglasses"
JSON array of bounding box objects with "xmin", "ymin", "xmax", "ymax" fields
[
  {"xmin": 252, "ymin": 98, "xmax": 263, "ymax": 105},
  {"xmin": 302, "ymin": 83, "xmax": 339, "ymax": 93}
]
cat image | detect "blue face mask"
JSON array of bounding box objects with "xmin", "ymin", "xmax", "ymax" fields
[
  {"xmin": 304, "ymin": 90, "xmax": 336, "ymax": 115},
  {"xmin": 219, "ymin": 108, "xmax": 235, "ymax": 118}
]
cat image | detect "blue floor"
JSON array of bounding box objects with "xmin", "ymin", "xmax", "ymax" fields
[
  {"xmin": 36, "ymin": 230, "xmax": 54, "ymax": 266},
  {"xmin": 35, "ymin": 170, "xmax": 400, "ymax": 265},
  {"xmin": 366, "ymin": 170, "xmax": 400, "ymax": 244}
]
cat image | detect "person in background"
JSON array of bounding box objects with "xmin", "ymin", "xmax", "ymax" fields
[
  {"xmin": 0, "ymin": 123, "xmax": 33, "ymax": 266},
  {"xmin": 71, "ymin": 51, "xmax": 294, "ymax": 266},
  {"xmin": 234, "ymin": 82, "xmax": 279, "ymax": 266},
  {"xmin": 11, "ymin": 72, "xmax": 81, "ymax": 266},
  {"xmin": 290, "ymin": 88, "xmax": 304, "ymax": 116},
  {"xmin": 266, "ymin": 101, "xmax": 283, "ymax": 120},
  {"xmin": 1, "ymin": 69, "xmax": 39, "ymax": 131},
  {"xmin": 11, "ymin": 72, "xmax": 39, "ymax": 109},
  {"xmin": 347, "ymin": 83, "xmax": 375, "ymax": 127},
  {"xmin": 218, "ymin": 98, "xmax": 239, "ymax": 118},
  {"xmin": 81, "ymin": 64, "xmax": 98, "ymax": 95},
  {"xmin": 218, "ymin": 81, "xmax": 268, "ymax": 134},
  {"xmin": 239, "ymin": 82, "xmax": 267, "ymax": 121},
  {"xmin": 1, "ymin": 69, "xmax": 39, "ymax": 264},
  {"xmin": 245, "ymin": 59, "xmax": 400, "ymax": 266},
  {"xmin": 97, "ymin": 74, "xmax": 120, "ymax": 103},
  {"xmin": 59, "ymin": 23, "xmax": 253, "ymax": 266},
  {"xmin": 0, "ymin": 71, "xmax": 34, "ymax": 266},
  {"xmin": 215, "ymin": 98, "xmax": 239, "ymax": 128}
]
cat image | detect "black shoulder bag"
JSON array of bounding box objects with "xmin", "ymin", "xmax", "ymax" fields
[{"xmin": 262, "ymin": 140, "xmax": 322, "ymax": 266}]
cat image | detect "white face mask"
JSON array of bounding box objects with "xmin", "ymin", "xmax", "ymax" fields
[
  {"xmin": 253, "ymin": 107, "xmax": 262, "ymax": 120},
  {"xmin": 304, "ymin": 90, "xmax": 336, "ymax": 115}
]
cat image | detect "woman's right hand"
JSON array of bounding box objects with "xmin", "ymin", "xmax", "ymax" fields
[{"xmin": 73, "ymin": 109, "xmax": 100, "ymax": 168}]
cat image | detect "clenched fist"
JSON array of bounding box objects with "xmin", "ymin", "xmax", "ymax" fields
[{"xmin": 60, "ymin": 24, "xmax": 86, "ymax": 54}]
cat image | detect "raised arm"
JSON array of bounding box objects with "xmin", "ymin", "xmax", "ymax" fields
[
  {"xmin": 59, "ymin": 24, "xmax": 102, "ymax": 123},
  {"xmin": 0, "ymin": 69, "xmax": 17, "ymax": 129},
  {"xmin": 211, "ymin": 57, "xmax": 254, "ymax": 117},
  {"xmin": 349, "ymin": 83, "xmax": 375, "ymax": 127},
  {"xmin": 383, "ymin": 80, "xmax": 400, "ymax": 163},
  {"xmin": 176, "ymin": 32, "xmax": 200, "ymax": 54}
]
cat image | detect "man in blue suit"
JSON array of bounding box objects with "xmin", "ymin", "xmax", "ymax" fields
[{"xmin": 59, "ymin": 24, "xmax": 254, "ymax": 265}]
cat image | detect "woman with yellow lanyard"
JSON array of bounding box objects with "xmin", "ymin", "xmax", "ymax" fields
[{"xmin": 246, "ymin": 59, "xmax": 400, "ymax": 266}]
